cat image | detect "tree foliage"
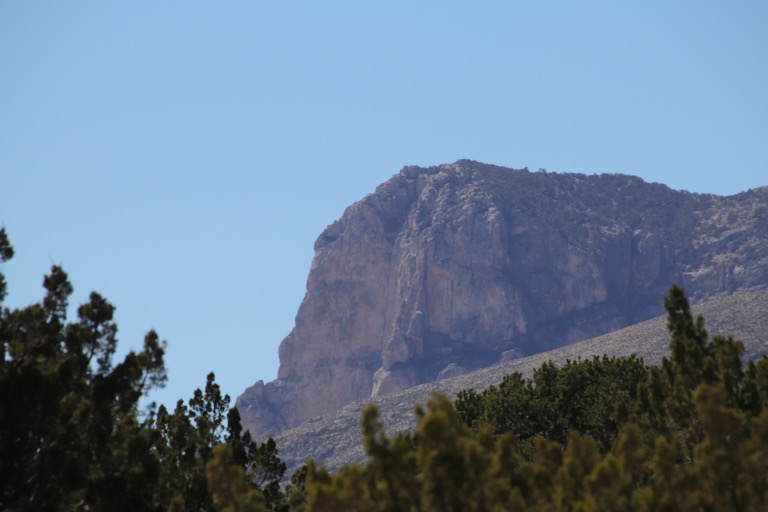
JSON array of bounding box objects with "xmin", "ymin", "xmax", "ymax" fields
[
  {"xmin": 0, "ymin": 230, "xmax": 288, "ymax": 511},
  {"xmin": 3, "ymin": 227, "xmax": 768, "ymax": 511},
  {"xmin": 456, "ymin": 353, "xmax": 647, "ymax": 451},
  {"xmin": 0, "ymin": 236, "xmax": 168, "ymax": 510},
  {"xmin": 299, "ymin": 284, "xmax": 768, "ymax": 511}
]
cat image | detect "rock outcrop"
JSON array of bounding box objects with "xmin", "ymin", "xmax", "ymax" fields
[{"xmin": 237, "ymin": 161, "xmax": 768, "ymax": 439}]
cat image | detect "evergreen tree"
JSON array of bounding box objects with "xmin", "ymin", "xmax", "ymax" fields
[
  {"xmin": 299, "ymin": 284, "xmax": 768, "ymax": 511},
  {"xmin": 0, "ymin": 232, "xmax": 168, "ymax": 511},
  {"xmin": 456, "ymin": 354, "xmax": 647, "ymax": 451},
  {"xmin": 206, "ymin": 445, "xmax": 267, "ymax": 512},
  {"xmin": 0, "ymin": 230, "xmax": 289, "ymax": 511},
  {"xmin": 5, "ymin": 230, "xmax": 768, "ymax": 511},
  {"xmin": 152, "ymin": 372, "xmax": 288, "ymax": 512}
]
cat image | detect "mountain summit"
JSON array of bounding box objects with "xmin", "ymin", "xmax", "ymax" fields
[{"xmin": 237, "ymin": 161, "xmax": 768, "ymax": 439}]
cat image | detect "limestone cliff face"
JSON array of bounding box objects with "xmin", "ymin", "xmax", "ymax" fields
[{"xmin": 237, "ymin": 161, "xmax": 768, "ymax": 439}]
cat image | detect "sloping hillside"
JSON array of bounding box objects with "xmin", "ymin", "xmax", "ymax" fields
[{"xmin": 271, "ymin": 289, "xmax": 768, "ymax": 473}]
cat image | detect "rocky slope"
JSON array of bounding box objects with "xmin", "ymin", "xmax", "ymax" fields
[
  {"xmin": 237, "ymin": 161, "xmax": 768, "ymax": 440},
  {"xmin": 271, "ymin": 289, "xmax": 768, "ymax": 474}
]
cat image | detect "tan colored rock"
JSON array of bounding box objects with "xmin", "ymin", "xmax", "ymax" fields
[{"xmin": 237, "ymin": 161, "xmax": 768, "ymax": 440}]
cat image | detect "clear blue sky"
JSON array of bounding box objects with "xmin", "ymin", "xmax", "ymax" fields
[{"xmin": 2, "ymin": 1, "xmax": 766, "ymax": 408}]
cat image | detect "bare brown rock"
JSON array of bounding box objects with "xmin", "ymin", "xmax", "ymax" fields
[{"xmin": 237, "ymin": 161, "xmax": 768, "ymax": 440}]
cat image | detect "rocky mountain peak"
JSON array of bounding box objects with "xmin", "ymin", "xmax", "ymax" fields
[{"xmin": 237, "ymin": 161, "xmax": 768, "ymax": 440}]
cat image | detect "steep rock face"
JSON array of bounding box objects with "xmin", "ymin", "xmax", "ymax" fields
[{"xmin": 237, "ymin": 161, "xmax": 768, "ymax": 439}]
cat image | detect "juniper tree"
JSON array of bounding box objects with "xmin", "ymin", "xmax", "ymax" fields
[{"xmin": 0, "ymin": 231, "xmax": 168, "ymax": 511}]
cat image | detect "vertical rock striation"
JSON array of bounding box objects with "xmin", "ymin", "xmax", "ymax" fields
[{"xmin": 237, "ymin": 161, "xmax": 768, "ymax": 439}]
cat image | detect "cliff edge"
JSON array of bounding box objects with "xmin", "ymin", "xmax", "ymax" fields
[{"xmin": 237, "ymin": 161, "xmax": 768, "ymax": 439}]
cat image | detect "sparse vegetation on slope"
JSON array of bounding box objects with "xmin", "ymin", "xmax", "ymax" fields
[{"xmin": 474, "ymin": 161, "xmax": 701, "ymax": 250}]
